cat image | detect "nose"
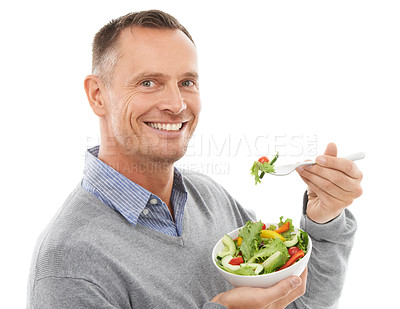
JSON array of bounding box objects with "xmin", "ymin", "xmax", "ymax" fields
[{"xmin": 157, "ymin": 84, "xmax": 187, "ymax": 114}]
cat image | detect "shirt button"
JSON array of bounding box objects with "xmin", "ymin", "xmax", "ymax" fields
[
  {"xmin": 149, "ymin": 198, "xmax": 158, "ymax": 205},
  {"xmin": 142, "ymin": 209, "xmax": 149, "ymax": 215}
]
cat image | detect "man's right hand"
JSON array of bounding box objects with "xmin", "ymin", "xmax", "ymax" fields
[{"xmin": 211, "ymin": 268, "xmax": 307, "ymax": 309}]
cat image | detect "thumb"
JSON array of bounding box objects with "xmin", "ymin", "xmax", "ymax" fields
[
  {"xmin": 324, "ymin": 142, "xmax": 337, "ymax": 157},
  {"xmin": 261, "ymin": 276, "xmax": 302, "ymax": 304}
]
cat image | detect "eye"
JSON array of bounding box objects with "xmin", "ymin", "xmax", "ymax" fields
[
  {"xmin": 141, "ymin": 80, "xmax": 156, "ymax": 87},
  {"xmin": 181, "ymin": 80, "xmax": 194, "ymax": 87}
]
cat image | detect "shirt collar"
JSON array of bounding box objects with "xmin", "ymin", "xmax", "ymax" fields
[{"xmin": 83, "ymin": 145, "xmax": 187, "ymax": 225}]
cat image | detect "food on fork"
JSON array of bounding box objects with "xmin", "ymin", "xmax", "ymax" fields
[{"xmin": 250, "ymin": 152, "xmax": 279, "ymax": 184}]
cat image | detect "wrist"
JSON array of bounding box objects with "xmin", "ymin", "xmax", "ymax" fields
[{"xmin": 307, "ymin": 209, "xmax": 342, "ymax": 224}]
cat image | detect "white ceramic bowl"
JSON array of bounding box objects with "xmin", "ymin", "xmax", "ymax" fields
[{"xmin": 212, "ymin": 223, "xmax": 312, "ymax": 288}]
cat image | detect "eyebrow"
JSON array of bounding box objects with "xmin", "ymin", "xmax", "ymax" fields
[
  {"xmin": 125, "ymin": 71, "xmax": 199, "ymax": 85},
  {"xmin": 181, "ymin": 71, "xmax": 199, "ymax": 79}
]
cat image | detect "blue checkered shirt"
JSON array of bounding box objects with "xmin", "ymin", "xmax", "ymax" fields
[{"xmin": 81, "ymin": 146, "xmax": 188, "ymax": 236}]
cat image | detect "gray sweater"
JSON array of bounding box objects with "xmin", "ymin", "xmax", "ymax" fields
[{"xmin": 28, "ymin": 171, "xmax": 356, "ymax": 309}]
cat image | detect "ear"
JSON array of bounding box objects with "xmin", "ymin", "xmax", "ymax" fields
[{"xmin": 84, "ymin": 75, "xmax": 107, "ymax": 117}]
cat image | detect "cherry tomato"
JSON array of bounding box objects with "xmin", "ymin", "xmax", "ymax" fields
[
  {"xmin": 258, "ymin": 156, "xmax": 269, "ymax": 164},
  {"xmin": 261, "ymin": 223, "xmax": 266, "ymax": 230},
  {"xmin": 288, "ymin": 246, "xmax": 301, "ymax": 257},
  {"xmin": 229, "ymin": 256, "xmax": 244, "ymax": 265}
]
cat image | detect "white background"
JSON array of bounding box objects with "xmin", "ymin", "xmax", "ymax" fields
[{"xmin": 1, "ymin": 0, "xmax": 399, "ymax": 307}]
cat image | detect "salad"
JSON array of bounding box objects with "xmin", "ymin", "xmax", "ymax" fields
[
  {"xmin": 250, "ymin": 152, "xmax": 279, "ymax": 184},
  {"xmin": 216, "ymin": 217, "xmax": 309, "ymax": 276}
]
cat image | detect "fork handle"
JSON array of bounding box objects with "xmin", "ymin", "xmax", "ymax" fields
[
  {"xmin": 343, "ymin": 152, "xmax": 365, "ymax": 162},
  {"xmin": 301, "ymin": 152, "xmax": 365, "ymax": 167}
]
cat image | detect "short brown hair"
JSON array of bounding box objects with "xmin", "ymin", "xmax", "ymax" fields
[{"xmin": 92, "ymin": 10, "xmax": 194, "ymax": 84}]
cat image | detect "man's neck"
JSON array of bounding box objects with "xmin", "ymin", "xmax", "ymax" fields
[{"xmin": 97, "ymin": 147, "xmax": 176, "ymax": 219}]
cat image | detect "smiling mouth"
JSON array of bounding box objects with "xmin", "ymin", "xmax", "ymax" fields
[{"xmin": 145, "ymin": 122, "xmax": 185, "ymax": 131}]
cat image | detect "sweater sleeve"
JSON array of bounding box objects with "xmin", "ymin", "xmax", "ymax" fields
[
  {"xmin": 29, "ymin": 276, "xmax": 119, "ymax": 309},
  {"xmin": 288, "ymin": 192, "xmax": 357, "ymax": 309}
]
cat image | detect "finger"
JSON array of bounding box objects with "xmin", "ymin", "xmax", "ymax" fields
[
  {"xmin": 300, "ymin": 173, "xmax": 349, "ymax": 208},
  {"xmin": 295, "ymin": 159, "xmax": 312, "ymax": 174},
  {"xmin": 324, "ymin": 142, "xmax": 337, "ymax": 157},
  {"xmin": 301, "ymin": 174, "xmax": 346, "ymax": 207},
  {"xmin": 300, "ymin": 267, "xmax": 308, "ymax": 281},
  {"xmin": 315, "ymin": 155, "xmax": 363, "ymax": 179},
  {"xmin": 259, "ymin": 275, "xmax": 303, "ymax": 305},
  {"xmin": 296, "ymin": 267, "xmax": 308, "ymax": 296},
  {"xmin": 269, "ymin": 269, "xmax": 308, "ymax": 308},
  {"xmin": 302, "ymin": 164, "xmax": 362, "ymax": 196},
  {"xmin": 299, "ymin": 169, "xmax": 344, "ymax": 199}
]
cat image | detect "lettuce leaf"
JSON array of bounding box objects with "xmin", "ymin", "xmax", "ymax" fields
[
  {"xmin": 297, "ymin": 230, "xmax": 309, "ymax": 254},
  {"xmin": 233, "ymin": 266, "xmax": 258, "ymax": 276},
  {"xmin": 250, "ymin": 161, "xmax": 275, "ymax": 184},
  {"xmin": 238, "ymin": 221, "xmax": 263, "ymax": 262},
  {"xmin": 250, "ymin": 153, "xmax": 279, "ymax": 185},
  {"xmin": 248, "ymin": 238, "xmax": 290, "ymax": 263}
]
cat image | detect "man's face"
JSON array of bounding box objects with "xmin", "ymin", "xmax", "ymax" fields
[{"xmin": 102, "ymin": 27, "xmax": 200, "ymax": 165}]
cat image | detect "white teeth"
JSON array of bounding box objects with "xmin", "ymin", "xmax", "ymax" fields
[{"xmin": 147, "ymin": 122, "xmax": 183, "ymax": 131}]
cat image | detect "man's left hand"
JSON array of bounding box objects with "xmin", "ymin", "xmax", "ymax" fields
[{"xmin": 296, "ymin": 143, "xmax": 363, "ymax": 224}]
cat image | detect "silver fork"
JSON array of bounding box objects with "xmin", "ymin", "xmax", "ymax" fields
[{"xmin": 272, "ymin": 152, "xmax": 365, "ymax": 176}]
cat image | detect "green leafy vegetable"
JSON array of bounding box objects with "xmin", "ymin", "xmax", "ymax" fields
[
  {"xmin": 215, "ymin": 218, "xmax": 310, "ymax": 276},
  {"xmin": 297, "ymin": 230, "xmax": 309, "ymax": 254},
  {"xmin": 248, "ymin": 238, "xmax": 290, "ymax": 263},
  {"xmin": 261, "ymin": 251, "xmax": 289, "ymax": 274},
  {"xmin": 238, "ymin": 221, "xmax": 263, "ymax": 262},
  {"xmin": 233, "ymin": 266, "xmax": 258, "ymax": 276},
  {"xmin": 250, "ymin": 152, "xmax": 279, "ymax": 184}
]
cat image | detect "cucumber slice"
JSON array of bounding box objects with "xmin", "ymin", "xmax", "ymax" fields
[
  {"xmin": 221, "ymin": 255, "xmax": 240, "ymax": 271},
  {"xmin": 261, "ymin": 251, "xmax": 288, "ymax": 273},
  {"xmin": 217, "ymin": 234, "xmax": 236, "ymax": 258},
  {"xmin": 283, "ymin": 231, "xmax": 300, "ymax": 247},
  {"xmin": 241, "ymin": 263, "xmax": 263, "ymax": 275}
]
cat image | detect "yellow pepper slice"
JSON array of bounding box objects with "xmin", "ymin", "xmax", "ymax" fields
[
  {"xmin": 260, "ymin": 230, "xmax": 286, "ymax": 241},
  {"xmin": 234, "ymin": 236, "xmax": 243, "ymax": 246}
]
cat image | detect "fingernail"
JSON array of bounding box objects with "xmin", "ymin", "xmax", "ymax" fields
[
  {"xmin": 290, "ymin": 277, "xmax": 301, "ymax": 288},
  {"xmin": 316, "ymin": 156, "xmax": 326, "ymax": 164},
  {"xmin": 296, "ymin": 166, "xmax": 304, "ymax": 173}
]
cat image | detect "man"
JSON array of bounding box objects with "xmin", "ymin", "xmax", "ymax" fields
[{"xmin": 28, "ymin": 10, "xmax": 363, "ymax": 309}]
